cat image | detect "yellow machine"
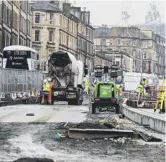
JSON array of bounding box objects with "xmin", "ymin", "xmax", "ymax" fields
[{"xmin": 154, "ymin": 78, "xmax": 166, "ymax": 113}]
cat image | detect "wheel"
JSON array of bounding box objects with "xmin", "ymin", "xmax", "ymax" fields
[
  {"xmin": 68, "ymin": 100, "xmax": 74, "ymax": 105},
  {"xmin": 68, "ymin": 97, "xmax": 82, "ymax": 105},
  {"xmin": 115, "ymin": 104, "xmax": 120, "ymax": 114},
  {"xmin": 79, "ymin": 100, "xmax": 83, "ymax": 105},
  {"xmin": 92, "ymin": 103, "xmax": 96, "ymax": 114}
]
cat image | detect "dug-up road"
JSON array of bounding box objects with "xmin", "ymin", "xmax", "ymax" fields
[{"xmin": 0, "ymin": 102, "xmax": 165, "ymax": 162}]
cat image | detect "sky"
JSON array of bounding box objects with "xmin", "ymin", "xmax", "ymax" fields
[{"xmin": 69, "ymin": 0, "xmax": 166, "ymax": 26}]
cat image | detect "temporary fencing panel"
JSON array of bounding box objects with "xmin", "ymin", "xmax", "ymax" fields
[{"xmin": 0, "ymin": 68, "xmax": 44, "ymax": 96}]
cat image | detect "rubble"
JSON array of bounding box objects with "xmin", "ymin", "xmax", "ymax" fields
[
  {"xmin": 73, "ymin": 122, "xmax": 108, "ymax": 129},
  {"xmin": 13, "ymin": 158, "xmax": 54, "ymax": 162}
]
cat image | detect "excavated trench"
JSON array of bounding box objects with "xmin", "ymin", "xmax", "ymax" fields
[{"xmin": 0, "ymin": 121, "xmax": 163, "ymax": 162}]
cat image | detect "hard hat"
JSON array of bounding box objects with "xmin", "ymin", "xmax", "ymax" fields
[
  {"xmin": 43, "ymin": 79, "xmax": 47, "ymax": 83},
  {"xmin": 48, "ymin": 78, "xmax": 52, "ymax": 82}
]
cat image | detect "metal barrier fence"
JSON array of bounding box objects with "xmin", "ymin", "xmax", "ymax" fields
[
  {"xmin": 122, "ymin": 90, "xmax": 158, "ymax": 101},
  {"xmin": 0, "ymin": 68, "xmax": 44, "ymax": 97}
]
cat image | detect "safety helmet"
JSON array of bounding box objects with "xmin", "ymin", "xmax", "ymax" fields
[
  {"xmin": 48, "ymin": 78, "xmax": 52, "ymax": 82},
  {"xmin": 43, "ymin": 79, "xmax": 47, "ymax": 83}
]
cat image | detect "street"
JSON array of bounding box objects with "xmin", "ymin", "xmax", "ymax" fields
[{"xmin": 0, "ymin": 101, "xmax": 165, "ymax": 162}]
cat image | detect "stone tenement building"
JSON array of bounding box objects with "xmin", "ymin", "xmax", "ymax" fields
[
  {"xmin": 0, "ymin": 0, "xmax": 32, "ymax": 52},
  {"xmin": 32, "ymin": 1, "xmax": 94, "ymax": 71},
  {"xmin": 94, "ymin": 26, "xmax": 165, "ymax": 76}
]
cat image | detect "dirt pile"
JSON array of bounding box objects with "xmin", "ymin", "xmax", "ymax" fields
[{"xmin": 13, "ymin": 158, "xmax": 54, "ymax": 162}]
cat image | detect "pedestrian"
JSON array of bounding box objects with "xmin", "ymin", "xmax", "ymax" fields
[
  {"xmin": 41, "ymin": 78, "xmax": 50, "ymax": 104},
  {"xmin": 83, "ymin": 76, "xmax": 89, "ymax": 95}
]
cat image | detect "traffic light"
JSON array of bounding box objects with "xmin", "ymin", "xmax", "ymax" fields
[
  {"xmin": 104, "ymin": 66, "xmax": 109, "ymax": 73},
  {"xmin": 84, "ymin": 64, "xmax": 88, "ymax": 75}
]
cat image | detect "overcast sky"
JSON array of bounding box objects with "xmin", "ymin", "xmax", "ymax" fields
[{"xmin": 69, "ymin": 0, "xmax": 165, "ymax": 26}]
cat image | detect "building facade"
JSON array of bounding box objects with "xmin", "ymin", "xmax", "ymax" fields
[
  {"xmin": 140, "ymin": 29, "xmax": 165, "ymax": 75},
  {"xmin": 32, "ymin": 1, "xmax": 78, "ymax": 61},
  {"xmin": 94, "ymin": 53, "xmax": 112, "ymax": 67},
  {"xmin": 94, "ymin": 26, "xmax": 165, "ymax": 76},
  {"xmin": 70, "ymin": 7, "xmax": 94, "ymax": 71},
  {"xmin": 32, "ymin": 1, "xmax": 94, "ymax": 71},
  {"xmin": 0, "ymin": 0, "xmax": 32, "ymax": 53}
]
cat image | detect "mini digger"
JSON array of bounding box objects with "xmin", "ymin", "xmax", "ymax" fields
[{"xmin": 90, "ymin": 65, "xmax": 120, "ymax": 114}]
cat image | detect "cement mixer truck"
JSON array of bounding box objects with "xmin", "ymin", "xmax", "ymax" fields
[{"xmin": 41, "ymin": 51, "xmax": 85, "ymax": 105}]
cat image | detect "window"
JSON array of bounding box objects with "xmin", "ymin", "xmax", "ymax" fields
[
  {"xmin": 142, "ymin": 52, "xmax": 146, "ymax": 59},
  {"xmin": 143, "ymin": 42, "xmax": 148, "ymax": 48},
  {"xmin": 0, "ymin": 31, "xmax": 2, "ymax": 52},
  {"xmin": 118, "ymin": 39, "xmax": 121, "ymax": 45},
  {"xmin": 133, "ymin": 40, "xmax": 136, "ymax": 46},
  {"xmin": 5, "ymin": 32, "xmax": 10, "ymax": 46},
  {"xmin": 100, "ymin": 39, "xmax": 106, "ymax": 46},
  {"xmin": 35, "ymin": 13, "xmax": 40, "ymax": 23},
  {"xmin": 0, "ymin": 3, "xmax": 2, "ymax": 22},
  {"xmin": 132, "ymin": 50, "xmax": 136, "ymax": 57},
  {"xmin": 49, "ymin": 31, "xmax": 54, "ymax": 42},
  {"xmin": 13, "ymin": 11, "xmax": 18, "ymax": 30},
  {"xmin": 3, "ymin": 5, "xmax": 7, "ymax": 24},
  {"xmin": 12, "ymin": 33, "xmax": 17, "ymax": 45},
  {"xmin": 35, "ymin": 30, "xmax": 40, "ymax": 41},
  {"xmin": 27, "ymin": 20, "xmax": 31, "ymax": 35},
  {"xmin": 27, "ymin": 39, "xmax": 31, "ymax": 47},
  {"xmin": 113, "ymin": 61, "xmax": 119, "ymax": 66},
  {"xmin": 50, "ymin": 13, "xmax": 54, "ymax": 24}
]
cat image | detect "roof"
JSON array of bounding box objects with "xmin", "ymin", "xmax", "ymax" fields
[
  {"xmin": 32, "ymin": 1, "xmax": 61, "ymax": 12},
  {"xmin": 137, "ymin": 23, "xmax": 166, "ymax": 38},
  {"xmin": 94, "ymin": 27, "xmax": 111, "ymax": 38},
  {"xmin": 3, "ymin": 45, "xmax": 37, "ymax": 53},
  {"xmin": 140, "ymin": 32, "xmax": 151, "ymax": 39}
]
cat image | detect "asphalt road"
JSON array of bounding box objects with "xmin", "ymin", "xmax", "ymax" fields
[
  {"xmin": 0, "ymin": 102, "xmax": 89, "ymax": 123},
  {"xmin": 0, "ymin": 102, "xmax": 165, "ymax": 162}
]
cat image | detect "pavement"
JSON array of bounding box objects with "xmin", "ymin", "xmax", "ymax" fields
[{"xmin": 122, "ymin": 100, "xmax": 166, "ymax": 134}]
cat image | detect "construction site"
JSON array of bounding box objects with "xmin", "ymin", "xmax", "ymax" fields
[{"xmin": 0, "ymin": 59, "xmax": 165, "ymax": 162}]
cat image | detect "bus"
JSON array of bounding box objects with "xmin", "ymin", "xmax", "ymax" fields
[{"xmin": 2, "ymin": 45, "xmax": 39, "ymax": 71}]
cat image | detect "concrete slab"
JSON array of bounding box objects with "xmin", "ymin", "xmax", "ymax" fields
[
  {"xmin": 121, "ymin": 102, "xmax": 166, "ymax": 134},
  {"xmin": 68, "ymin": 128, "xmax": 134, "ymax": 139}
]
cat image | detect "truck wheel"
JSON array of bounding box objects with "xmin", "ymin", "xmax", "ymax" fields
[
  {"xmin": 68, "ymin": 100, "xmax": 74, "ymax": 105},
  {"xmin": 115, "ymin": 104, "xmax": 120, "ymax": 114},
  {"xmin": 92, "ymin": 103, "xmax": 96, "ymax": 114},
  {"xmin": 79, "ymin": 100, "xmax": 83, "ymax": 105},
  {"xmin": 77, "ymin": 97, "xmax": 83, "ymax": 105}
]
